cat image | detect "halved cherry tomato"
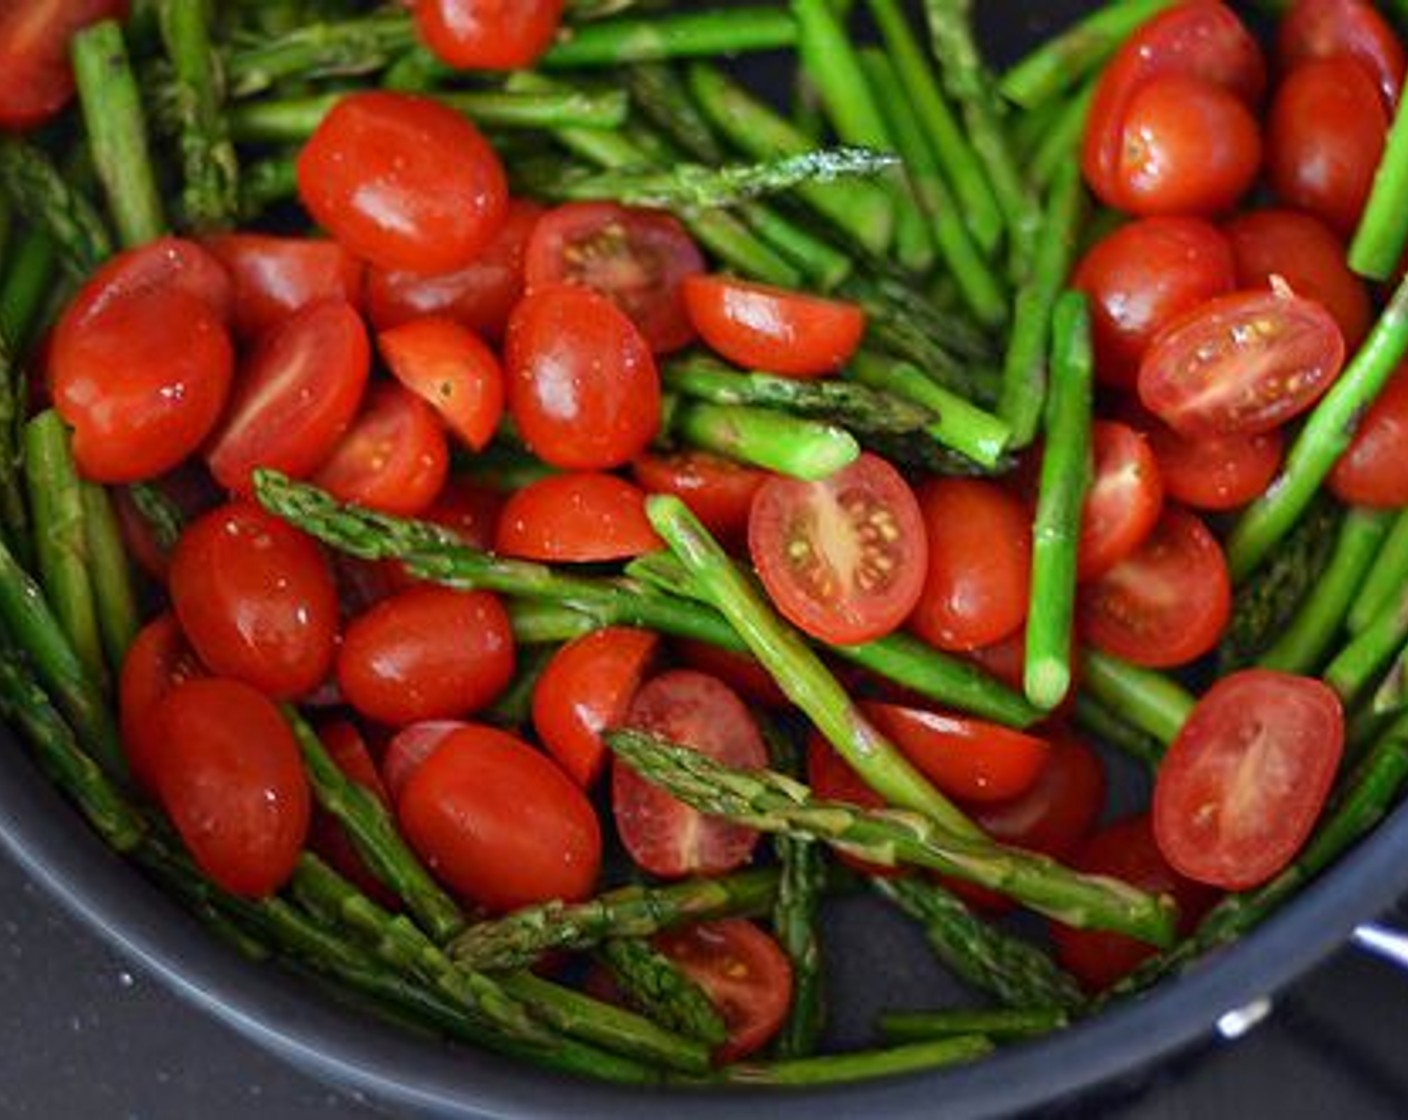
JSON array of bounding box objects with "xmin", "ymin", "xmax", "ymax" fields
[
  {"xmin": 200, "ymin": 234, "xmax": 363, "ymax": 340},
  {"xmin": 118, "ymin": 614, "xmax": 205, "ymax": 795},
  {"xmin": 1139, "ymin": 289, "xmax": 1346, "ymax": 438},
  {"xmin": 1278, "ymin": 0, "xmax": 1405, "ymax": 109},
  {"xmin": 532, "ymin": 628, "xmax": 659, "ymax": 788},
  {"xmin": 411, "ymin": 0, "xmax": 564, "ymax": 70},
  {"xmin": 307, "ymin": 720, "xmax": 401, "ymax": 910},
  {"xmin": 378, "ymin": 317, "xmax": 504, "ymax": 452},
  {"xmin": 806, "ymin": 733, "xmax": 893, "ymax": 877},
  {"xmin": 749, "ymin": 454, "xmax": 926, "ymax": 647},
  {"xmin": 337, "ymin": 586, "xmax": 514, "ymax": 727},
  {"xmin": 205, "ymin": 299, "xmax": 370, "ymax": 494},
  {"xmin": 296, "ymin": 91, "xmax": 508, "ymax": 274},
  {"xmin": 632, "ymin": 452, "xmax": 768, "ymax": 547},
  {"xmin": 382, "ymin": 720, "xmax": 466, "ymax": 804},
  {"xmin": 910, "ymin": 478, "xmax": 1030, "ymax": 653},
  {"xmin": 613, "ymin": 670, "xmax": 766, "ymax": 879},
  {"xmin": 495, "ymin": 473, "xmax": 661, "ymax": 562},
  {"xmin": 1073, "ymin": 217, "xmax": 1237, "ymax": 390},
  {"xmin": 653, "ymin": 919, "xmax": 793, "ymax": 1063},
  {"xmin": 966, "ymin": 731, "xmax": 1106, "ymax": 860},
  {"xmin": 1078, "ymin": 421, "xmax": 1164, "ymax": 581},
  {"xmin": 0, "ymin": 0, "xmax": 129, "ymax": 130},
  {"xmin": 152, "ymin": 677, "xmax": 311, "ymax": 898},
  {"xmin": 506, "ymin": 283, "xmax": 660, "ymax": 470},
  {"xmin": 1079, "ymin": 507, "xmax": 1231, "ymax": 669},
  {"xmin": 54, "ymin": 236, "xmax": 233, "ymax": 324},
  {"xmin": 526, "ymin": 202, "xmax": 705, "ymax": 354},
  {"xmin": 676, "ymin": 640, "xmax": 791, "ymax": 710},
  {"xmin": 1154, "ymin": 669, "xmax": 1344, "ymax": 890},
  {"xmin": 399, "ymin": 723, "xmax": 602, "ymax": 912},
  {"xmin": 1138, "ymin": 412, "xmax": 1285, "ymax": 512},
  {"xmin": 682, "ymin": 275, "xmax": 866, "ymax": 379},
  {"xmin": 1330, "ymin": 363, "xmax": 1408, "ymax": 507},
  {"xmin": 1224, "ymin": 208, "xmax": 1371, "ymax": 350},
  {"xmin": 313, "ymin": 382, "xmax": 450, "ymax": 516},
  {"xmin": 169, "ymin": 502, "xmax": 339, "ymax": 700}
]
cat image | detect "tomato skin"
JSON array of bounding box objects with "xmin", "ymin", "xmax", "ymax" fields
[
  {"xmin": 1278, "ymin": 0, "xmax": 1405, "ymax": 109},
  {"xmin": 169, "ymin": 502, "xmax": 339, "ymax": 700},
  {"xmin": 0, "ymin": 0, "xmax": 129, "ymax": 130},
  {"xmin": 532, "ymin": 628, "xmax": 659, "ymax": 789},
  {"xmin": 411, "ymin": 0, "xmax": 564, "ymax": 70},
  {"xmin": 495, "ymin": 473, "xmax": 662, "ymax": 562},
  {"xmin": 382, "ymin": 720, "xmax": 465, "ymax": 804},
  {"xmin": 338, "ymin": 587, "xmax": 514, "ymax": 727},
  {"xmin": 57, "ymin": 235, "xmax": 233, "ymax": 323},
  {"xmin": 398, "ymin": 723, "xmax": 602, "ymax": 912},
  {"xmin": 1330, "ymin": 363, "xmax": 1408, "ymax": 507},
  {"xmin": 118, "ymin": 614, "xmax": 206, "ymax": 795},
  {"xmin": 1139, "ymin": 412, "xmax": 1285, "ymax": 512},
  {"xmin": 153, "ymin": 678, "xmax": 311, "ymax": 898},
  {"xmin": 526, "ymin": 202, "xmax": 706, "ymax": 354},
  {"xmin": 966, "ymin": 731, "xmax": 1106, "ymax": 861},
  {"xmin": 200, "ymin": 235, "xmax": 363, "ymax": 340},
  {"xmin": 1154, "ymin": 670, "xmax": 1344, "ymax": 890},
  {"xmin": 296, "ymin": 91, "xmax": 509, "ymax": 275},
  {"xmin": 423, "ymin": 479, "xmax": 503, "ymax": 550},
  {"xmin": 632, "ymin": 452, "xmax": 767, "ymax": 548},
  {"xmin": 506, "ymin": 284, "xmax": 660, "ymax": 470},
  {"xmin": 377, "ymin": 317, "xmax": 504, "ymax": 452},
  {"xmin": 613, "ymin": 671, "xmax": 767, "ymax": 879},
  {"xmin": 1079, "ymin": 507, "xmax": 1231, "ymax": 669},
  {"xmin": 205, "ymin": 299, "xmax": 370, "ymax": 495},
  {"xmin": 1078, "ymin": 421, "xmax": 1165, "ymax": 581},
  {"xmin": 911, "ymin": 479, "xmax": 1030, "ymax": 653}
]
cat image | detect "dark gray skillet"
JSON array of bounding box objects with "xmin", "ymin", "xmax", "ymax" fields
[{"xmin": 5, "ymin": 1, "xmax": 1407, "ymax": 1117}]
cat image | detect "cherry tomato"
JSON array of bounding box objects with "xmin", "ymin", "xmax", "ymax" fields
[
  {"xmin": 910, "ymin": 478, "xmax": 1030, "ymax": 653},
  {"xmin": 382, "ymin": 720, "xmax": 465, "ymax": 804},
  {"xmin": 653, "ymin": 920, "xmax": 793, "ymax": 1063},
  {"xmin": 682, "ymin": 275, "xmax": 865, "ymax": 379},
  {"xmin": 495, "ymin": 473, "xmax": 662, "ymax": 562},
  {"xmin": 365, "ymin": 199, "xmax": 543, "ymax": 343},
  {"xmin": 526, "ymin": 202, "xmax": 705, "ymax": 354},
  {"xmin": 205, "ymin": 299, "xmax": 370, "ymax": 495},
  {"xmin": 398, "ymin": 723, "xmax": 602, "ymax": 911},
  {"xmin": 1079, "ymin": 507, "xmax": 1231, "ymax": 669},
  {"xmin": 1224, "ymin": 208, "xmax": 1371, "ymax": 350},
  {"xmin": 111, "ymin": 464, "xmax": 220, "ymax": 585},
  {"xmin": 1139, "ymin": 289, "xmax": 1346, "ymax": 438},
  {"xmin": 1266, "ymin": 58, "xmax": 1388, "ymax": 237},
  {"xmin": 169, "ymin": 501, "xmax": 339, "ymax": 700},
  {"xmin": 505, "ymin": 283, "xmax": 660, "ymax": 470},
  {"xmin": 532, "ymin": 628, "xmax": 659, "ymax": 789},
  {"xmin": 199, "ymin": 234, "xmax": 363, "ymax": 340},
  {"xmin": 313, "ymin": 382, "xmax": 450, "ymax": 516},
  {"xmin": 1278, "ymin": 0, "xmax": 1405, "ymax": 109},
  {"xmin": 1078, "ymin": 421, "xmax": 1164, "ymax": 581},
  {"xmin": 377, "ymin": 317, "xmax": 504, "ymax": 452},
  {"xmin": 966, "ymin": 731, "xmax": 1106, "ymax": 860},
  {"xmin": 1073, "ymin": 217, "xmax": 1237, "ymax": 390},
  {"xmin": 613, "ymin": 670, "xmax": 766, "ymax": 879},
  {"xmin": 1139, "ymin": 412, "xmax": 1285, "ymax": 512},
  {"xmin": 676, "ymin": 640, "xmax": 791, "ymax": 710},
  {"xmin": 423, "ymin": 478, "xmax": 504, "ymax": 550},
  {"xmin": 152, "ymin": 678, "xmax": 311, "ymax": 898},
  {"xmin": 1330, "ymin": 363, "xmax": 1408, "ymax": 506},
  {"xmin": 748, "ymin": 454, "xmax": 926, "ymax": 646},
  {"xmin": 296, "ymin": 91, "xmax": 508, "ymax": 274},
  {"xmin": 411, "ymin": 0, "xmax": 563, "ymax": 70},
  {"xmin": 338, "ymin": 587, "xmax": 514, "ymax": 726},
  {"xmin": 1051, "ymin": 816, "xmax": 1219, "ymax": 990},
  {"xmin": 632, "ymin": 452, "xmax": 768, "ymax": 547},
  {"xmin": 964, "ymin": 631, "xmax": 1028, "ymax": 695},
  {"xmin": 118, "ymin": 614, "xmax": 205, "ymax": 795},
  {"xmin": 307, "ymin": 720, "xmax": 401, "ymax": 910},
  {"xmin": 57, "ymin": 235, "xmax": 233, "ymax": 322},
  {"xmin": 1154, "ymin": 670, "xmax": 1344, "ymax": 890},
  {"xmin": 0, "ymin": 0, "xmax": 129, "ymax": 130}
]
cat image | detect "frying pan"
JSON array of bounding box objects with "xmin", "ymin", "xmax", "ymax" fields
[{"xmin": 4, "ymin": 1, "xmax": 1407, "ymax": 1116}]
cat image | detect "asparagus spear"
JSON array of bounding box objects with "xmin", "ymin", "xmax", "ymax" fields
[
  {"xmin": 1349, "ymin": 508, "xmax": 1408, "ymax": 634},
  {"xmin": 1078, "ymin": 650, "xmax": 1196, "ymax": 748},
  {"xmin": 879, "ymin": 1006, "xmax": 1069, "ymax": 1043},
  {"xmin": 79, "ymin": 482, "xmax": 140, "ymax": 676},
  {"xmin": 596, "ymin": 937, "xmax": 729, "ymax": 1047},
  {"xmin": 716, "ymin": 1035, "xmax": 993, "ymax": 1085},
  {"xmin": 1323, "ymin": 582, "xmax": 1408, "ymax": 707},
  {"xmin": 1073, "ymin": 693, "xmax": 1164, "ymax": 770},
  {"xmin": 0, "ymin": 141, "xmax": 113, "ymax": 276},
  {"xmin": 236, "ymin": 153, "xmax": 299, "ymax": 219},
  {"xmin": 544, "ymin": 7, "xmax": 799, "ymax": 67},
  {"xmin": 624, "ymin": 63, "xmax": 726, "ymax": 163},
  {"xmin": 673, "ymin": 399, "xmax": 861, "ymax": 480},
  {"xmin": 0, "ymin": 228, "xmax": 59, "ymax": 356},
  {"xmin": 0, "ymin": 333, "xmax": 31, "ymax": 570},
  {"xmin": 224, "ymin": 15, "xmax": 413, "ymax": 97},
  {"xmin": 1029, "ymin": 79, "xmax": 1098, "ymax": 191},
  {"xmin": 1350, "ymin": 83, "xmax": 1408, "ymax": 279},
  {"xmin": 1371, "ymin": 640, "xmax": 1408, "ymax": 715},
  {"xmin": 125, "ymin": 481, "xmax": 184, "ymax": 553}
]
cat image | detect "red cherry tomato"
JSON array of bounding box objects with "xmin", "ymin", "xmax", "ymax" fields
[
  {"xmin": 152, "ymin": 678, "xmax": 311, "ymax": 898},
  {"xmin": 505, "ymin": 284, "xmax": 660, "ymax": 470},
  {"xmin": 613, "ymin": 670, "xmax": 766, "ymax": 879},
  {"xmin": 966, "ymin": 731, "xmax": 1106, "ymax": 860},
  {"xmin": 632, "ymin": 452, "xmax": 768, "ymax": 547},
  {"xmin": 1139, "ymin": 289, "xmax": 1346, "ymax": 438},
  {"xmin": 398, "ymin": 723, "xmax": 602, "ymax": 912},
  {"xmin": 1224, "ymin": 208, "xmax": 1371, "ymax": 350},
  {"xmin": 411, "ymin": 0, "xmax": 563, "ymax": 70},
  {"xmin": 1079, "ymin": 507, "xmax": 1231, "ymax": 669},
  {"xmin": 118, "ymin": 614, "xmax": 205, "ymax": 794},
  {"xmin": 365, "ymin": 199, "xmax": 543, "ymax": 343},
  {"xmin": 682, "ymin": 275, "xmax": 865, "ymax": 379},
  {"xmin": 1073, "ymin": 217, "xmax": 1237, "ymax": 390},
  {"xmin": 1139, "ymin": 412, "xmax": 1285, "ymax": 512},
  {"xmin": 199, "ymin": 234, "xmax": 363, "ymax": 340},
  {"xmin": 296, "ymin": 91, "xmax": 508, "ymax": 274},
  {"xmin": 0, "ymin": 0, "xmax": 129, "ymax": 130},
  {"xmin": 675, "ymin": 641, "xmax": 791, "ymax": 710},
  {"xmin": 1154, "ymin": 670, "xmax": 1344, "ymax": 890},
  {"xmin": 1078, "ymin": 421, "xmax": 1165, "ymax": 581},
  {"xmin": 377, "ymin": 317, "xmax": 504, "ymax": 452},
  {"xmin": 1278, "ymin": 0, "xmax": 1405, "ymax": 109},
  {"xmin": 495, "ymin": 473, "xmax": 662, "ymax": 562},
  {"xmin": 55, "ymin": 236, "xmax": 233, "ymax": 322},
  {"xmin": 169, "ymin": 502, "xmax": 339, "ymax": 700},
  {"xmin": 313, "ymin": 382, "xmax": 450, "ymax": 516},
  {"xmin": 1330, "ymin": 363, "xmax": 1408, "ymax": 506},
  {"xmin": 205, "ymin": 299, "xmax": 370, "ymax": 495},
  {"xmin": 653, "ymin": 920, "xmax": 793, "ymax": 1063},
  {"xmin": 307, "ymin": 720, "xmax": 401, "ymax": 910},
  {"xmin": 382, "ymin": 721, "xmax": 465, "ymax": 804},
  {"xmin": 1266, "ymin": 58, "xmax": 1388, "ymax": 237},
  {"xmin": 532, "ymin": 628, "xmax": 659, "ymax": 789},
  {"xmin": 423, "ymin": 478, "xmax": 504, "ymax": 550},
  {"xmin": 526, "ymin": 202, "xmax": 706, "ymax": 354},
  {"xmin": 910, "ymin": 478, "xmax": 1030, "ymax": 653},
  {"xmin": 337, "ymin": 587, "xmax": 514, "ymax": 727},
  {"xmin": 748, "ymin": 454, "xmax": 927, "ymax": 647}
]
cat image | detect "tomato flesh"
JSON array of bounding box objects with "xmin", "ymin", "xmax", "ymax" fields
[
  {"xmin": 495, "ymin": 473, "xmax": 662, "ymax": 562},
  {"xmin": 1078, "ymin": 421, "xmax": 1165, "ymax": 581}
]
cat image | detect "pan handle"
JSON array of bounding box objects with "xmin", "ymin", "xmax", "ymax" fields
[{"xmin": 1352, "ymin": 923, "xmax": 1408, "ymax": 972}]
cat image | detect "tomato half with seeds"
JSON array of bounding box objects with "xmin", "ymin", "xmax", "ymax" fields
[
  {"xmin": 411, "ymin": 0, "xmax": 564, "ymax": 70},
  {"xmin": 378, "ymin": 316, "xmax": 504, "ymax": 452},
  {"xmin": 495, "ymin": 473, "xmax": 661, "ymax": 562},
  {"xmin": 0, "ymin": 0, "xmax": 129, "ymax": 130},
  {"xmin": 1079, "ymin": 507, "xmax": 1231, "ymax": 669},
  {"xmin": 1330, "ymin": 363, "xmax": 1408, "ymax": 507},
  {"xmin": 1154, "ymin": 670, "xmax": 1344, "ymax": 890},
  {"xmin": 1278, "ymin": 0, "xmax": 1405, "ymax": 110},
  {"xmin": 118, "ymin": 613, "xmax": 205, "ymax": 795},
  {"xmin": 1139, "ymin": 289, "xmax": 1346, "ymax": 438},
  {"xmin": 749, "ymin": 454, "xmax": 926, "ymax": 646},
  {"xmin": 1141, "ymin": 415, "xmax": 1284, "ymax": 512},
  {"xmin": 200, "ymin": 234, "xmax": 363, "ymax": 340},
  {"xmin": 1078, "ymin": 421, "xmax": 1164, "ymax": 581}
]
